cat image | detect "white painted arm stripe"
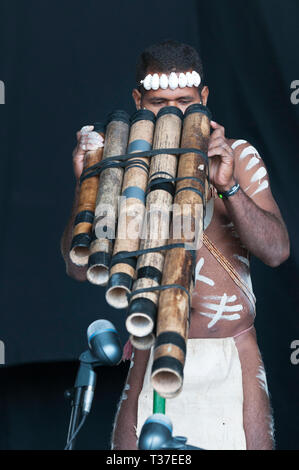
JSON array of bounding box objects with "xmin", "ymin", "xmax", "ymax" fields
[{"xmin": 231, "ymin": 139, "xmax": 248, "ymax": 150}]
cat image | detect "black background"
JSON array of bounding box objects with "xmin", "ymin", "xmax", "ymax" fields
[{"xmin": 0, "ymin": 0, "xmax": 298, "ymax": 450}]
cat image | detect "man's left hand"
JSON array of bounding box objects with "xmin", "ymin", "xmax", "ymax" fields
[{"xmin": 208, "ymin": 120, "xmax": 236, "ymax": 192}]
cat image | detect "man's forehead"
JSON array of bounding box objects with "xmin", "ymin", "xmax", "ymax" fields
[{"xmin": 143, "ymin": 87, "xmax": 200, "ymax": 100}]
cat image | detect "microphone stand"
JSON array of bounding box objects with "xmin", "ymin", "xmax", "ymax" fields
[{"xmin": 65, "ymin": 350, "xmax": 101, "ymax": 450}]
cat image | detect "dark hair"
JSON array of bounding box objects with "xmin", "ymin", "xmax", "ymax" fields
[{"xmin": 136, "ymin": 39, "xmax": 204, "ymax": 93}]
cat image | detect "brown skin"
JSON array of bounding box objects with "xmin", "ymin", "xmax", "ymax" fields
[{"xmin": 61, "ymin": 71, "xmax": 290, "ymax": 449}]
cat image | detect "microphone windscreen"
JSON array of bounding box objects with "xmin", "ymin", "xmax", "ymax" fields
[{"xmin": 87, "ymin": 319, "xmax": 117, "ymax": 344}]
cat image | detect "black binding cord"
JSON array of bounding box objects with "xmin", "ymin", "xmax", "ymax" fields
[{"xmin": 79, "ymin": 147, "xmax": 208, "ymax": 185}]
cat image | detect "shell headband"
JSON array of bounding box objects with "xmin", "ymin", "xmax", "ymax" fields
[{"xmin": 140, "ymin": 71, "xmax": 201, "ymax": 91}]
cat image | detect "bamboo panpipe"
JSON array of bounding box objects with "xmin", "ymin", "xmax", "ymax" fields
[
  {"xmin": 151, "ymin": 104, "xmax": 211, "ymax": 398},
  {"xmin": 126, "ymin": 106, "xmax": 183, "ymax": 339},
  {"xmin": 106, "ymin": 109, "xmax": 156, "ymax": 309},
  {"xmin": 87, "ymin": 110, "xmax": 130, "ymax": 286},
  {"xmin": 70, "ymin": 122, "xmax": 105, "ymax": 267}
]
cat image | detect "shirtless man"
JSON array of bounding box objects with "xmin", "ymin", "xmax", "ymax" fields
[{"xmin": 60, "ymin": 40, "xmax": 290, "ymax": 450}]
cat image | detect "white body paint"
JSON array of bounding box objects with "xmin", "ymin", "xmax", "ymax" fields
[
  {"xmin": 250, "ymin": 180, "xmax": 269, "ymax": 197},
  {"xmin": 231, "ymin": 139, "xmax": 248, "ymax": 150},
  {"xmin": 250, "ymin": 166, "xmax": 267, "ymax": 183},
  {"xmin": 199, "ymin": 293, "xmax": 243, "ymax": 328},
  {"xmin": 239, "ymin": 146, "xmax": 260, "ymax": 160},
  {"xmin": 245, "ymin": 156, "xmax": 260, "ymax": 171},
  {"xmin": 195, "ymin": 258, "xmax": 215, "ymax": 287},
  {"xmin": 233, "ymin": 254, "xmax": 250, "ymax": 267}
]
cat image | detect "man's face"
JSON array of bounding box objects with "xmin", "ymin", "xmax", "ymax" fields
[
  {"xmin": 132, "ymin": 72, "xmax": 209, "ymax": 115},
  {"xmin": 140, "ymin": 87, "xmax": 202, "ymax": 114}
]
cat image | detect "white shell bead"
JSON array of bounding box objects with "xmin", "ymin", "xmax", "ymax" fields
[
  {"xmin": 143, "ymin": 74, "xmax": 152, "ymax": 90},
  {"xmin": 159, "ymin": 74, "xmax": 168, "ymax": 89},
  {"xmin": 169, "ymin": 72, "xmax": 179, "ymax": 90},
  {"xmin": 192, "ymin": 71, "xmax": 201, "ymax": 87},
  {"xmin": 178, "ymin": 73, "xmax": 187, "ymax": 88},
  {"xmin": 151, "ymin": 73, "xmax": 160, "ymax": 90},
  {"xmin": 186, "ymin": 72, "xmax": 194, "ymax": 87}
]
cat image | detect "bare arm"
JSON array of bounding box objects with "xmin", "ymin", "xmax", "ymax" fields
[
  {"xmin": 208, "ymin": 122, "xmax": 290, "ymax": 267},
  {"xmin": 60, "ymin": 125, "xmax": 104, "ymax": 281},
  {"xmin": 222, "ymin": 186, "xmax": 289, "ymax": 267}
]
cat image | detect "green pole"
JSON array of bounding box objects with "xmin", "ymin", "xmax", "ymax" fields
[{"xmin": 153, "ymin": 390, "xmax": 166, "ymax": 414}]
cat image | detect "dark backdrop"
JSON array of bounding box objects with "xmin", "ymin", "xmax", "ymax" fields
[{"xmin": 0, "ymin": 0, "xmax": 298, "ymax": 450}]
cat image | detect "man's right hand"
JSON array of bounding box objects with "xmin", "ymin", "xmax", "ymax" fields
[{"xmin": 72, "ymin": 125, "xmax": 104, "ymax": 181}]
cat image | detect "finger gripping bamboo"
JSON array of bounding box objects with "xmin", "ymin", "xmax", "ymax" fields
[{"xmin": 151, "ymin": 103, "xmax": 211, "ymax": 398}]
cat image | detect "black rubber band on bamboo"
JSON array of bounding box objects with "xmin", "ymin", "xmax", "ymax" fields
[
  {"xmin": 174, "ymin": 186, "xmax": 203, "ymax": 198},
  {"xmin": 146, "ymin": 177, "xmax": 175, "ymax": 197},
  {"xmin": 88, "ymin": 251, "xmax": 111, "ymax": 269},
  {"xmin": 71, "ymin": 233, "xmax": 91, "ymax": 250},
  {"xmin": 130, "ymin": 109, "xmax": 156, "ymax": 125},
  {"xmin": 157, "ymin": 106, "xmax": 183, "ymax": 120},
  {"xmin": 184, "ymin": 103, "xmax": 212, "ymax": 121},
  {"xmin": 137, "ymin": 266, "xmax": 162, "ymax": 284},
  {"xmin": 74, "ymin": 210, "xmax": 94, "ymax": 225},
  {"xmin": 110, "ymin": 252, "xmax": 137, "ymax": 269},
  {"xmin": 152, "ymin": 356, "xmax": 184, "ymax": 379},
  {"xmin": 127, "ymin": 297, "xmax": 157, "ymax": 323},
  {"xmin": 106, "ymin": 109, "xmax": 130, "ymax": 126},
  {"xmin": 155, "ymin": 332, "xmax": 186, "ymax": 355},
  {"xmin": 107, "ymin": 273, "xmax": 133, "ymax": 294}
]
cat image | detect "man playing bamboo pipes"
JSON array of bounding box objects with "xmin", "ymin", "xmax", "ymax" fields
[{"xmin": 60, "ymin": 40, "xmax": 290, "ymax": 450}]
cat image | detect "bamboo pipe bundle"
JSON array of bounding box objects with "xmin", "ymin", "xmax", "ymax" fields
[
  {"xmin": 70, "ymin": 122, "xmax": 105, "ymax": 267},
  {"xmin": 105, "ymin": 109, "xmax": 156, "ymax": 309},
  {"xmin": 87, "ymin": 110, "xmax": 130, "ymax": 286},
  {"xmin": 151, "ymin": 104, "xmax": 211, "ymax": 398},
  {"xmin": 125, "ymin": 106, "xmax": 183, "ymax": 342}
]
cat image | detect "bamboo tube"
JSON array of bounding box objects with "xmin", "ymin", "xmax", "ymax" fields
[
  {"xmin": 70, "ymin": 122, "xmax": 105, "ymax": 266},
  {"xmin": 129, "ymin": 333, "xmax": 155, "ymax": 350},
  {"xmin": 126, "ymin": 106, "xmax": 183, "ymax": 339},
  {"xmin": 151, "ymin": 104, "xmax": 211, "ymax": 398},
  {"xmin": 105, "ymin": 109, "xmax": 156, "ymax": 309},
  {"xmin": 87, "ymin": 110, "xmax": 130, "ymax": 286}
]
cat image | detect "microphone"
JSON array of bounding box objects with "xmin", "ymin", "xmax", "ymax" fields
[
  {"xmin": 87, "ymin": 319, "xmax": 122, "ymax": 366},
  {"xmin": 76, "ymin": 320, "xmax": 122, "ymax": 414},
  {"xmin": 65, "ymin": 319, "xmax": 122, "ymax": 449},
  {"xmin": 138, "ymin": 413, "xmax": 205, "ymax": 450}
]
